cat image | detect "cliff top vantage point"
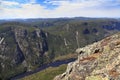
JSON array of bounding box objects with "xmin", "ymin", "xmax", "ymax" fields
[{"xmin": 54, "ymin": 32, "xmax": 120, "ymax": 80}]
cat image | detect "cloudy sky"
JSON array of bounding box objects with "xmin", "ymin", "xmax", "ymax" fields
[{"xmin": 0, "ymin": 0, "xmax": 120, "ymax": 19}]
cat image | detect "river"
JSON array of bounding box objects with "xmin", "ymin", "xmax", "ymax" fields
[{"xmin": 10, "ymin": 58, "xmax": 76, "ymax": 80}]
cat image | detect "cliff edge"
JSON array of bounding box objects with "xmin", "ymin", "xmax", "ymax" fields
[{"xmin": 54, "ymin": 32, "xmax": 120, "ymax": 80}]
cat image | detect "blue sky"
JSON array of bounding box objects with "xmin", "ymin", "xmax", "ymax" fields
[{"xmin": 0, "ymin": 0, "xmax": 120, "ymax": 19}]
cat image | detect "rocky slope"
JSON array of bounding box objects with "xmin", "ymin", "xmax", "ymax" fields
[{"xmin": 54, "ymin": 32, "xmax": 120, "ymax": 80}]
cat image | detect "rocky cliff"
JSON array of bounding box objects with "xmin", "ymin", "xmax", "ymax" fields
[
  {"xmin": 54, "ymin": 32, "xmax": 120, "ymax": 80},
  {"xmin": 0, "ymin": 26, "xmax": 50, "ymax": 79}
]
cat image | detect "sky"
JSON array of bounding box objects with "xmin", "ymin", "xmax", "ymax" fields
[{"xmin": 0, "ymin": 0, "xmax": 120, "ymax": 19}]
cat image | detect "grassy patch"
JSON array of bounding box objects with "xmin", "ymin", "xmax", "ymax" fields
[
  {"xmin": 21, "ymin": 64, "xmax": 67, "ymax": 80},
  {"xmin": 54, "ymin": 53, "xmax": 77, "ymax": 61}
]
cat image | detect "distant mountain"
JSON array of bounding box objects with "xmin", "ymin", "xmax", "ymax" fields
[
  {"xmin": 0, "ymin": 17, "xmax": 117, "ymax": 27},
  {"xmin": 0, "ymin": 18, "xmax": 120, "ymax": 79}
]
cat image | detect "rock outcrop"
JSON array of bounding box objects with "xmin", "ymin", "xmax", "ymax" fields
[{"xmin": 54, "ymin": 32, "xmax": 120, "ymax": 80}]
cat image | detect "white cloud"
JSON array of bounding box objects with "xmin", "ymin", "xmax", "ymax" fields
[
  {"xmin": 0, "ymin": 1, "xmax": 20, "ymax": 9},
  {"xmin": 1, "ymin": 1, "xmax": 19, "ymax": 6},
  {"xmin": 0, "ymin": 3, "xmax": 48, "ymax": 19},
  {"xmin": 0, "ymin": 0, "xmax": 120, "ymax": 19}
]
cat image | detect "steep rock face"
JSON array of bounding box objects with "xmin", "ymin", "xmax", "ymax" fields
[
  {"xmin": 54, "ymin": 32, "xmax": 120, "ymax": 80},
  {"xmin": 14, "ymin": 27, "xmax": 49, "ymax": 69},
  {"xmin": 0, "ymin": 23, "xmax": 68, "ymax": 79},
  {"xmin": 0, "ymin": 26, "xmax": 49, "ymax": 79}
]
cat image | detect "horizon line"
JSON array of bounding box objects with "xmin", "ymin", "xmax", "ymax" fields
[{"xmin": 0, "ymin": 16, "xmax": 120, "ymax": 20}]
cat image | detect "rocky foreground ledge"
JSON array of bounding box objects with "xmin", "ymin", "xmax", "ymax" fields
[{"xmin": 54, "ymin": 32, "xmax": 120, "ymax": 80}]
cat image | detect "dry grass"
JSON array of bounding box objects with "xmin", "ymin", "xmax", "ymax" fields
[{"xmin": 54, "ymin": 53, "xmax": 77, "ymax": 61}]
